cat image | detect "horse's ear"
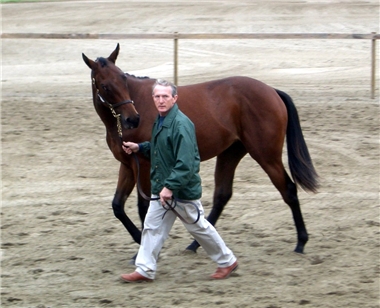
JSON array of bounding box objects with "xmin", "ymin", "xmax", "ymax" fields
[
  {"xmin": 108, "ymin": 43, "xmax": 120, "ymax": 63},
  {"xmin": 82, "ymin": 53, "xmax": 96, "ymax": 69}
]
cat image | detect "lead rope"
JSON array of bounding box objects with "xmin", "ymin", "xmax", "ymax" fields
[
  {"xmin": 131, "ymin": 153, "xmax": 200, "ymax": 225},
  {"xmin": 161, "ymin": 198, "xmax": 200, "ymax": 224}
]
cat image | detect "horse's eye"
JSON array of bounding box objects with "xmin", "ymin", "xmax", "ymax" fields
[{"xmin": 101, "ymin": 84, "xmax": 108, "ymax": 91}]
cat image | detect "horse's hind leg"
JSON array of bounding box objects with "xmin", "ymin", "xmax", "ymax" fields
[
  {"xmin": 186, "ymin": 142, "xmax": 247, "ymax": 252},
  {"xmin": 257, "ymin": 159, "xmax": 308, "ymax": 253}
]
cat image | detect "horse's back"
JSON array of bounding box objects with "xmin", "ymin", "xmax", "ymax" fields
[
  {"xmin": 179, "ymin": 76, "xmax": 286, "ymax": 118},
  {"xmin": 176, "ymin": 76, "xmax": 288, "ymax": 160}
]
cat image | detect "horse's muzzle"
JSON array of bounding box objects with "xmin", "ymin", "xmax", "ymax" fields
[{"xmin": 123, "ymin": 114, "xmax": 140, "ymax": 129}]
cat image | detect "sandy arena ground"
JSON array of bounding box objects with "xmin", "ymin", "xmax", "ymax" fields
[{"xmin": 1, "ymin": 1, "xmax": 379, "ymax": 307}]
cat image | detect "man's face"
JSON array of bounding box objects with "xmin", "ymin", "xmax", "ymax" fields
[{"xmin": 152, "ymin": 85, "xmax": 177, "ymax": 116}]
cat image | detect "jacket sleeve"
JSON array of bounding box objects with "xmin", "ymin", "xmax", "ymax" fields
[{"xmin": 138, "ymin": 141, "xmax": 151, "ymax": 159}]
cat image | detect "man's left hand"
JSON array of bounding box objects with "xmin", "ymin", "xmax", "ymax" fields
[{"xmin": 160, "ymin": 187, "xmax": 173, "ymax": 206}]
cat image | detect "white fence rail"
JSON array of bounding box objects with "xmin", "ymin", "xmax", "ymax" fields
[{"xmin": 2, "ymin": 32, "xmax": 378, "ymax": 98}]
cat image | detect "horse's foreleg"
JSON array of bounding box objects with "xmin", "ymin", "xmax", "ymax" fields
[
  {"xmin": 112, "ymin": 163, "xmax": 142, "ymax": 244},
  {"xmin": 136, "ymin": 159, "xmax": 151, "ymax": 229},
  {"xmin": 186, "ymin": 142, "xmax": 247, "ymax": 252}
]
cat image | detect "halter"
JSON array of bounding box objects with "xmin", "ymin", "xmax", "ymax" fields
[{"xmin": 92, "ymin": 77, "xmax": 134, "ymax": 138}]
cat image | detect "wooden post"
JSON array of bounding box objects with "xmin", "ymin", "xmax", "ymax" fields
[
  {"xmin": 371, "ymin": 32, "xmax": 377, "ymax": 99},
  {"xmin": 174, "ymin": 32, "xmax": 178, "ymax": 85}
]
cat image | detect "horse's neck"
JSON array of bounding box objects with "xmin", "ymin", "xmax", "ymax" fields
[
  {"xmin": 126, "ymin": 75, "xmax": 155, "ymax": 97},
  {"xmin": 126, "ymin": 76, "xmax": 156, "ymax": 115}
]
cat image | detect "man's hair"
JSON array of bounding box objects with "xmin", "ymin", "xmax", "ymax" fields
[{"xmin": 152, "ymin": 79, "xmax": 177, "ymax": 97}]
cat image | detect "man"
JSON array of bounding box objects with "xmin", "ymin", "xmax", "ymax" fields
[{"xmin": 121, "ymin": 79, "xmax": 238, "ymax": 282}]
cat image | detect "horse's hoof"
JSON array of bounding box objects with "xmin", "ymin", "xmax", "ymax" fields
[
  {"xmin": 185, "ymin": 242, "xmax": 200, "ymax": 252},
  {"xmin": 294, "ymin": 244, "xmax": 305, "ymax": 254},
  {"xmin": 128, "ymin": 258, "xmax": 136, "ymax": 265},
  {"xmin": 183, "ymin": 248, "xmax": 197, "ymax": 254},
  {"xmin": 129, "ymin": 253, "xmax": 137, "ymax": 265}
]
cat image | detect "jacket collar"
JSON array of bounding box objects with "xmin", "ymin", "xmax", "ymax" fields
[{"xmin": 154, "ymin": 103, "xmax": 179, "ymax": 128}]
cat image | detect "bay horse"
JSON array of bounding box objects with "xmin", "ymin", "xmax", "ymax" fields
[{"xmin": 82, "ymin": 44, "xmax": 318, "ymax": 257}]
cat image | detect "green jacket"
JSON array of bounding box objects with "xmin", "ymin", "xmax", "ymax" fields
[{"xmin": 139, "ymin": 104, "xmax": 202, "ymax": 200}]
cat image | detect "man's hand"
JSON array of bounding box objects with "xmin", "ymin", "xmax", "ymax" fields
[
  {"xmin": 122, "ymin": 141, "xmax": 139, "ymax": 154},
  {"xmin": 160, "ymin": 187, "xmax": 173, "ymax": 206}
]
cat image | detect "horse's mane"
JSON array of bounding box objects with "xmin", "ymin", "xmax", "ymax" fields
[
  {"xmin": 125, "ymin": 73, "xmax": 150, "ymax": 80},
  {"xmin": 95, "ymin": 57, "xmax": 150, "ymax": 79}
]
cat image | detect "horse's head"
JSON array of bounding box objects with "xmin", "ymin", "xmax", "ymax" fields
[{"xmin": 82, "ymin": 44, "xmax": 140, "ymax": 130}]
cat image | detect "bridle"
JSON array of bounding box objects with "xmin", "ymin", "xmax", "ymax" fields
[
  {"xmin": 92, "ymin": 77, "xmax": 135, "ymax": 137},
  {"xmin": 92, "ymin": 77, "xmax": 200, "ymax": 225}
]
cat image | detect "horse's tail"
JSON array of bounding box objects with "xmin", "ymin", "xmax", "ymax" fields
[{"xmin": 275, "ymin": 89, "xmax": 319, "ymax": 193}]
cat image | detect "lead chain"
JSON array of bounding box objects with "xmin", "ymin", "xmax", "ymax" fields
[
  {"xmin": 95, "ymin": 85, "xmax": 123, "ymax": 138},
  {"xmin": 108, "ymin": 105, "xmax": 123, "ymax": 138}
]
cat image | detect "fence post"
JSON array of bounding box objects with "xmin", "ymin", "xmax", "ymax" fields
[
  {"xmin": 371, "ymin": 32, "xmax": 377, "ymax": 99},
  {"xmin": 174, "ymin": 32, "xmax": 178, "ymax": 85}
]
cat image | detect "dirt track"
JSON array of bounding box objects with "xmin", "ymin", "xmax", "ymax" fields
[{"xmin": 1, "ymin": 1, "xmax": 379, "ymax": 307}]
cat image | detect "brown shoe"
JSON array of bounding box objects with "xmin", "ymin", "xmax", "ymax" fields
[
  {"xmin": 120, "ymin": 271, "xmax": 153, "ymax": 283},
  {"xmin": 211, "ymin": 261, "xmax": 238, "ymax": 279}
]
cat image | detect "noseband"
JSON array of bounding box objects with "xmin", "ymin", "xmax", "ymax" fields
[{"xmin": 92, "ymin": 77, "xmax": 135, "ymax": 138}]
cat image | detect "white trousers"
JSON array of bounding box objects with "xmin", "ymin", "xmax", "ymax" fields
[{"xmin": 135, "ymin": 196, "xmax": 237, "ymax": 279}]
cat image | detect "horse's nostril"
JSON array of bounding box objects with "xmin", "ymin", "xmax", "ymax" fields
[{"xmin": 125, "ymin": 116, "xmax": 140, "ymax": 128}]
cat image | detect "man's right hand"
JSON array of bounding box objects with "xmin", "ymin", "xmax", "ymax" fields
[{"xmin": 122, "ymin": 141, "xmax": 139, "ymax": 154}]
